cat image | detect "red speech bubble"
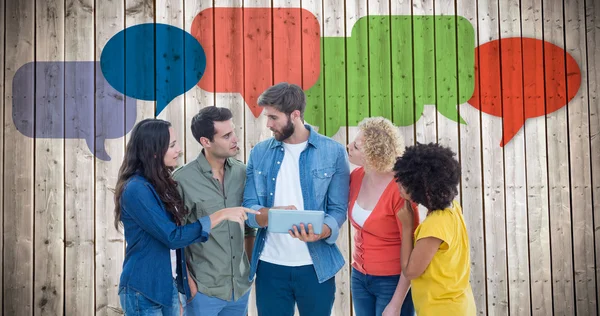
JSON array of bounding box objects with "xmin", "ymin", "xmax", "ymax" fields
[
  {"xmin": 191, "ymin": 8, "xmax": 321, "ymax": 117},
  {"xmin": 468, "ymin": 37, "xmax": 581, "ymax": 146}
]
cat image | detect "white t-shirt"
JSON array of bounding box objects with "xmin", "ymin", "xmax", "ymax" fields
[
  {"xmin": 352, "ymin": 202, "xmax": 372, "ymax": 228},
  {"xmin": 259, "ymin": 141, "xmax": 313, "ymax": 266},
  {"xmin": 170, "ymin": 249, "xmax": 177, "ymax": 278},
  {"xmin": 171, "ymin": 202, "xmax": 179, "ymax": 279}
]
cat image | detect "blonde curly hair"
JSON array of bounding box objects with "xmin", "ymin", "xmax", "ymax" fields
[{"xmin": 358, "ymin": 117, "xmax": 404, "ymax": 173}]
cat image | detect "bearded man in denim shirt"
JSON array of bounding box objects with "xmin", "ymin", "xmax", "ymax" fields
[{"xmin": 243, "ymin": 82, "xmax": 350, "ymax": 316}]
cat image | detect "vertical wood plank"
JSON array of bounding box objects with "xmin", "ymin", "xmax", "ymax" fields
[
  {"xmin": 302, "ymin": 0, "xmax": 325, "ymax": 135},
  {"xmin": 321, "ymin": 0, "xmax": 350, "ymax": 314},
  {"xmin": 542, "ymin": 0, "xmax": 575, "ymax": 313},
  {"xmin": 564, "ymin": 0, "xmax": 597, "ymax": 313},
  {"xmin": 390, "ymin": 0, "xmax": 415, "ymax": 146},
  {"xmin": 368, "ymin": 0, "xmax": 392, "ymax": 122},
  {"xmin": 498, "ymin": 1, "xmax": 531, "ymax": 314},
  {"xmin": 34, "ymin": 0, "xmax": 65, "ymax": 314},
  {"xmin": 345, "ymin": 0, "xmax": 368, "ymax": 135},
  {"xmin": 0, "ymin": 0, "xmax": 4, "ymax": 311},
  {"xmin": 186, "ymin": 0, "xmax": 214, "ymax": 161},
  {"xmin": 586, "ymin": 0, "xmax": 600, "ymax": 311},
  {"xmin": 456, "ymin": 0, "xmax": 487, "ymax": 312},
  {"xmin": 413, "ymin": 0, "xmax": 437, "ymax": 147},
  {"xmin": 64, "ymin": 0, "xmax": 96, "ymax": 314},
  {"xmin": 520, "ymin": 0, "xmax": 553, "ymax": 314},
  {"xmin": 214, "ymin": 0, "xmax": 245, "ymax": 162},
  {"xmin": 125, "ymin": 0, "xmax": 155, "ymax": 129},
  {"xmin": 95, "ymin": 0, "xmax": 126, "ymax": 314},
  {"xmin": 3, "ymin": 0, "xmax": 35, "ymax": 314},
  {"xmin": 433, "ymin": 0, "xmax": 462, "ymax": 205},
  {"xmin": 157, "ymin": 0, "xmax": 186, "ymax": 166},
  {"xmin": 477, "ymin": 0, "xmax": 510, "ymax": 313},
  {"xmin": 323, "ymin": 0, "xmax": 347, "ymax": 139},
  {"xmin": 243, "ymin": 0, "xmax": 272, "ymax": 163},
  {"xmin": 432, "ymin": 1, "xmax": 458, "ymax": 144}
]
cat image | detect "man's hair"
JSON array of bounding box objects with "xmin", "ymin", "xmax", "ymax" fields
[
  {"xmin": 393, "ymin": 142, "xmax": 461, "ymax": 211},
  {"xmin": 257, "ymin": 82, "xmax": 306, "ymax": 118},
  {"xmin": 191, "ymin": 106, "xmax": 233, "ymax": 143}
]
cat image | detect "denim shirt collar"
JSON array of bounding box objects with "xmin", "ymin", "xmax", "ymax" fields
[{"xmin": 268, "ymin": 124, "xmax": 319, "ymax": 149}]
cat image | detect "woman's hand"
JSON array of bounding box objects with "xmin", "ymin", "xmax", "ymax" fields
[
  {"xmin": 210, "ymin": 207, "xmax": 260, "ymax": 228},
  {"xmin": 397, "ymin": 200, "xmax": 415, "ymax": 226},
  {"xmin": 382, "ymin": 303, "xmax": 402, "ymax": 316},
  {"xmin": 186, "ymin": 268, "xmax": 198, "ymax": 303}
]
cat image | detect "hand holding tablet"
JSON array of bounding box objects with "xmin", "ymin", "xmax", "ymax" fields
[{"xmin": 267, "ymin": 209, "xmax": 325, "ymax": 235}]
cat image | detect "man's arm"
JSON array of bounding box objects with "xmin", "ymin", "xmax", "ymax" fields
[
  {"xmin": 244, "ymin": 224, "xmax": 256, "ymax": 261},
  {"xmin": 321, "ymin": 145, "xmax": 350, "ymax": 244},
  {"xmin": 243, "ymin": 148, "xmax": 268, "ymax": 228}
]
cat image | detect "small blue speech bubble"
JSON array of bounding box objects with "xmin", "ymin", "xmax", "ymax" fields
[
  {"xmin": 12, "ymin": 61, "xmax": 137, "ymax": 161},
  {"xmin": 100, "ymin": 23, "xmax": 207, "ymax": 116}
]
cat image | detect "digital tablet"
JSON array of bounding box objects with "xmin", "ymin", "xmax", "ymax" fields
[{"xmin": 267, "ymin": 209, "xmax": 325, "ymax": 234}]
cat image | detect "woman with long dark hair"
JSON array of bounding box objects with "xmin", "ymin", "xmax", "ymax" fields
[{"xmin": 115, "ymin": 118, "xmax": 257, "ymax": 316}]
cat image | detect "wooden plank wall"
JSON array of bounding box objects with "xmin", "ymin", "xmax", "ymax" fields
[{"xmin": 2, "ymin": 0, "xmax": 600, "ymax": 315}]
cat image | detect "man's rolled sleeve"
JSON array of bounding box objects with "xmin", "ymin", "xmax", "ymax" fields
[
  {"xmin": 243, "ymin": 149, "xmax": 267, "ymax": 228},
  {"xmin": 323, "ymin": 215, "xmax": 340, "ymax": 243},
  {"xmin": 197, "ymin": 215, "xmax": 212, "ymax": 237},
  {"xmin": 322, "ymin": 145, "xmax": 350, "ymax": 244}
]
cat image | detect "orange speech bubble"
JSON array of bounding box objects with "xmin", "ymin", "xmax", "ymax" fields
[
  {"xmin": 468, "ymin": 37, "xmax": 581, "ymax": 146},
  {"xmin": 191, "ymin": 8, "xmax": 321, "ymax": 117}
]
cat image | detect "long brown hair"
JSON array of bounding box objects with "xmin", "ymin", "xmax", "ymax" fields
[{"xmin": 114, "ymin": 119, "xmax": 187, "ymax": 230}]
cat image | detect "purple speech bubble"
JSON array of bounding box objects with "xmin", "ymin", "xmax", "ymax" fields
[{"xmin": 12, "ymin": 61, "xmax": 137, "ymax": 161}]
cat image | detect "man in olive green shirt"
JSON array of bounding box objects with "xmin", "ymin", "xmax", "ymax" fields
[{"xmin": 173, "ymin": 106, "xmax": 255, "ymax": 316}]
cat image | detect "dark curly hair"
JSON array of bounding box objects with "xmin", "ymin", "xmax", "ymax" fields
[{"xmin": 393, "ymin": 142, "xmax": 461, "ymax": 211}]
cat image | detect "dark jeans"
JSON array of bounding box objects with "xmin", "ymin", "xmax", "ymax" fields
[
  {"xmin": 255, "ymin": 260, "xmax": 336, "ymax": 316},
  {"xmin": 351, "ymin": 267, "xmax": 415, "ymax": 316}
]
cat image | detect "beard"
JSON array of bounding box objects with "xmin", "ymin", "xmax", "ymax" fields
[{"xmin": 273, "ymin": 115, "xmax": 295, "ymax": 141}]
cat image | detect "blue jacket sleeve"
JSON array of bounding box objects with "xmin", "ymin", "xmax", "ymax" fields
[
  {"xmin": 243, "ymin": 149, "xmax": 266, "ymax": 228},
  {"xmin": 121, "ymin": 180, "xmax": 211, "ymax": 249},
  {"xmin": 322, "ymin": 145, "xmax": 350, "ymax": 244}
]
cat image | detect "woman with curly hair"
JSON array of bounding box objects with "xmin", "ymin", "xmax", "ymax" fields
[
  {"xmin": 347, "ymin": 117, "xmax": 419, "ymax": 316},
  {"xmin": 114, "ymin": 118, "xmax": 258, "ymax": 315},
  {"xmin": 393, "ymin": 142, "xmax": 476, "ymax": 316}
]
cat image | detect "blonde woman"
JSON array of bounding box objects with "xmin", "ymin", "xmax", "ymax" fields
[{"xmin": 347, "ymin": 117, "xmax": 420, "ymax": 316}]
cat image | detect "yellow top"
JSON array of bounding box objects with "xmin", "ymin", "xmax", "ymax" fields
[{"xmin": 411, "ymin": 201, "xmax": 477, "ymax": 316}]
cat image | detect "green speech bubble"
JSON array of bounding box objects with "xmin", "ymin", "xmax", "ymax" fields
[{"xmin": 305, "ymin": 15, "xmax": 475, "ymax": 136}]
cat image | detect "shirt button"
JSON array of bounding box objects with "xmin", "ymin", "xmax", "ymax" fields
[
  {"xmin": 280, "ymin": 148, "xmax": 284, "ymax": 151},
  {"xmin": 233, "ymin": 256, "xmax": 236, "ymax": 259},
  {"xmin": 272, "ymin": 178, "xmax": 275, "ymax": 181},
  {"xmin": 231, "ymin": 236, "xmax": 234, "ymax": 239},
  {"xmin": 324, "ymin": 173, "xmax": 328, "ymax": 176},
  {"xmin": 277, "ymin": 161, "xmax": 280, "ymax": 164},
  {"xmin": 270, "ymin": 193, "xmax": 273, "ymax": 196},
  {"xmin": 258, "ymin": 171, "xmax": 262, "ymax": 174}
]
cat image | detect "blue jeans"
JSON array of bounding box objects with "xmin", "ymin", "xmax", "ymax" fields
[
  {"xmin": 119, "ymin": 280, "xmax": 185, "ymax": 316},
  {"xmin": 185, "ymin": 289, "xmax": 250, "ymax": 316},
  {"xmin": 256, "ymin": 261, "xmax": 336, "ymax": 316},
  {"xmin": 351, "ymin": 267, "xmax": 415, "ymax": 316}
]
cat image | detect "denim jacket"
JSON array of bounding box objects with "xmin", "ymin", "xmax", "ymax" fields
[
  {"xmin": 118, "ymin": 174, "xmax": 211, "ymax": 306},
  {"xmin": 243, "ymin": 125, "xmax": 350, "ymax": 283}
]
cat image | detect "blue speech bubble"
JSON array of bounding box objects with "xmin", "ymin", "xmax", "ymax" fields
[
  {"xmin": 100, "ymin": 23, "xmax": 207, "ymax": 116},
  {"xmin": 12, "ymin": 61, "xmax": 137, "ymax": 161}
]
